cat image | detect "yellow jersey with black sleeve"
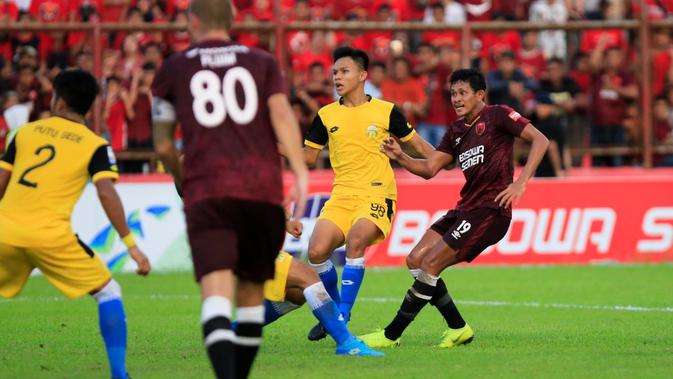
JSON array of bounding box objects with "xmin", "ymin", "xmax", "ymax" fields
[
  {"xmin": 0, "ymin": 117, "xmax": 119, "ymax": 247},
  {"xmin": 304, "ymin": 96, "xmax": 415, "ymax": 200}
]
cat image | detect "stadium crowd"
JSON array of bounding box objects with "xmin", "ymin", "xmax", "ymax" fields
[{"xmin": 1, "ymin": 0, "xmax": 673, "ymax": 173}]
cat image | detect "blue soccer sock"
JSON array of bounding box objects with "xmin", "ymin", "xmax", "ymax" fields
[
  {"xmin": 263, "ymin": 300, "xmax": 300, "ymax": 326},
  {"xmin": 303, "ymin": 282, "xmax": 352, "ymax": 345},
  {"xmin": 338, "ymin": 257, "xmax": 365, "ymax": 322},
  {"xmin": 94, "ymin": 280, "xmax": 127, "ymax": 379},
  {"xmin": 310, "ymin": 260, "xmax": 340, "ymax": 305}
]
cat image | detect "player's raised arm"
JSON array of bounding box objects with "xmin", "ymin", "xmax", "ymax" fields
[
  {"xmin": 494, "ymin": 123, "xmax": 549, "ymax": 208},
  {"xmin": 381, "ymin": 137, "xmax": 453, "ymax": 180},
  {"xmin": 269, "ymin": 92, "xmax": 309, "ymax": 220}
]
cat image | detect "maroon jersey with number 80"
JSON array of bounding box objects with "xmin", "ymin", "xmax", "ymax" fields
[
  {"xmin": 437, "ymin": 104, "xmax": 529, "ymax": 216},
  {"xmin": 152, "ymin": 40, "xmax": 286, "ymax": 207}
]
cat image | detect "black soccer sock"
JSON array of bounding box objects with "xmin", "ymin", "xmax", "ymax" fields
[
  {"xmin": 234, "ymin": 305, "xmax": 264, "ymax": 379},
  {"xmin": 384, "ymin": 272, "xmax": 438, "ymax": 341},
  {"xmin": 202, "ymin": 297, "xmax": 235, "ymax": 379},
  {"xmin": 430, "ymin": 278, "xmax": 466, "ymax": 329}
]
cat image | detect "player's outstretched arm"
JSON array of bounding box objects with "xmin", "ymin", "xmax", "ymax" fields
[
  {"xmin": 400, "ymin": 133, "xmax": 436, "ymax": 159},
  {"xmin": 495, "ymin": 124, "xmax": 549, "ymax": 208},
  {"xmin": 152, "ymin": 98, "xmax": 183, "ymax": 195},
  {"xmin": 0, "ymin": 168, "xmax": 10, "ymax": 200},
  {"xmin": 94, "ymin": 178, "xmax": 152, "ymax": 276},
  {"xmin": 277, "ymin": 143, "xmax": 321, "ymax": 168},
  {"xmin": 381, "ymin": 137, "xmax": 453, "ymax": 180},
  {"xmin": 269, "ymin": 93, "xmax": 309, "ymax": 220}
]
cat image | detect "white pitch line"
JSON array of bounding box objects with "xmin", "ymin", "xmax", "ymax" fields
[
  {"xmin": 2, "ymin": 295, "xmax": 672, "ymax": 314},
  {"xmin": 360, "ymin": 297, "xmax": 673, "ymax": 314}
]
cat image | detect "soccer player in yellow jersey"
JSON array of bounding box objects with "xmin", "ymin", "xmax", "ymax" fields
[
  {"xmin": 300, "ymin": 47, "xmax": 434, "ymax": 340},
  {"xmin": 0, "ymin": 70, "xmax": 151, "ymax": 379}
]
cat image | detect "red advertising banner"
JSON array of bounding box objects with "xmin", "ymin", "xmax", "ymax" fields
[{"xmin": 286, "ymin": 169, "xmax": 673, "ymax": 266}]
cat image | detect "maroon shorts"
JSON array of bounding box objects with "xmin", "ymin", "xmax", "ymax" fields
[
  {"xmin": 430, "ymin": 208, "xmax": 511, "ymax": 263},
  {"xmin": 184, "ymin": 197, "xmax": 286, "ymax": 283}
]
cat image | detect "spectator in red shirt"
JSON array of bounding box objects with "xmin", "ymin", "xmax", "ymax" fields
[
  {"xmin": 167, "ymin": 10, "xmax": 190, "ymax": 54},
  {"xmin": 518, "ymin": 31, "xmax": 546, "ymax": 80},
  {"xmin": 414, "ymin": 42, "xmax": 452, "ymax": 146},
  {"xmin": 11, "ymin": 12, "xmax": 40, "ymax": 57},
  {"xmin": 116, "ymin": 34, "xmax": 144, "ymax": 83},
  {"xmin": 652, "ymin": 96, "xmax": 673, "ymax": 166},
  {"xmin": 380, "ymin": 56, "xmax": 427, "ymax": 126},
  {"xmin": 580, "ymin": 0, "xmax": 627, "ymax": 54},
  {"xmin": 479, "ymin": 12, "xmax": 522, "ymax": 71},
  {"xmin": 291, "ymin": 31, "xmax": 332, "ymax": 80},
  {"xmin": 651, "ymin": 28, "xmax": 673, "ymax": 97},
  {"xmin": 422, "ymin": 2, "xmax": 460, "ymax": 48},
  {"xmin": 28, "ymin": 0, "xmax": 69, "ymax": 60},
  {"xmin": 0, "ymin": 0, "xmax": 19, "ymax": 61},
  {"xmin": 100, "ymin": 0, "xmax": 130, "ymax": 23},
  {"xmin": 165, "ymin": 0, "xmax": 190, "ymax": 17},
  {"xmin": 103, "ymin": 75, "xmax": 134, "ymax": 152},
  {"xmin": 588, "ymin": 42, "xmax": 639, "ymax": 167},
  {"xmin": 124, "ymin": 62, "xmax": 155, "ymax": 172}
]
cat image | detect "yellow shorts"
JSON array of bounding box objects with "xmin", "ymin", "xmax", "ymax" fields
[
  {"xmin": 0, "ymin": 237, "xmax": 112, "ymax": 300},
  {"xmin": 319, "ymin": 194, "xmax": 395, "ymax": 244},
  {"xmin": 264, "ymin": 251, "xmax": 293, "ymax": 302}
]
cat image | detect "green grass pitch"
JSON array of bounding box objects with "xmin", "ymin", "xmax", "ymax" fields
[{"xmin": 1, "ymin": 264, "xmax": 673, "ymax": 378}]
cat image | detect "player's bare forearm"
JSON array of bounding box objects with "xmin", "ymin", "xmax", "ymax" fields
[
  {"xmin": 396, "ymin": 154, "xmax": 436, "ymax": 179},
  {"xmin": 95, "ymin": 178, "xmax": 131, "ymax": 238},
  {"xmin": 0, "ymin": 168, "xmax": 10, "ymax": 200},
  {"xmin": 153, "ymin": 120, "xmax": 183, "ymax": 188},
  {"xmin": 269, "ymin": 93, "xmax": 309, "ymax": 218},
  {"xmin": 401, "ymin": 133, "xmax": 435, "ymax": 158},
  {"xmin": 517, "ymin": 124, "xmax": 550, "ymax": 183}
]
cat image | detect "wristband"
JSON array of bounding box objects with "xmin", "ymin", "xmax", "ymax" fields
[{"xmin": 122, "ymin": 233, "xmax": 137, "ymax": 248}]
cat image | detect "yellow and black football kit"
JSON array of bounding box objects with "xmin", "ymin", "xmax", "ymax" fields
[
  {"xmin": 0, "ymin": 117, "xmax": 119, "ymax": 299},
  {"xmin": 263, "ymin": 251, "xmax": 294, "ymax": 302},
  {"xmin": 304, "ymin": 96, "xmax": 415, "ymax": 242}
]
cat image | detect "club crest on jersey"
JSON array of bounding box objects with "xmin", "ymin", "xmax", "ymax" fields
[
  {"xmin": 508, "ymin": 111, "xmax": 522, "ymax": 121},
  {"xmin": 476, "ymin": 122, "xmax": 486, "ymax": 136},
  {"xmin": 367, "ymin": 125, "xmax": 378, "ymax": 138}
]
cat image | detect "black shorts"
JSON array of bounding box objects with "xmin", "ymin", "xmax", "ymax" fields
[
  {"xmin": 430, "ymin": 208, "xmax": 511, "ymax": 263},
  {"xmin": 184, "ymin": 197, "xmax": 286, "ymax": 283}
]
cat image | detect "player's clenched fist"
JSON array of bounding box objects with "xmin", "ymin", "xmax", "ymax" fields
[
  {"xmin": 128, "ymin": 246, "xmax": 151, "ymax": 276},
  {"xmin": 286, "ymin": 218, "xmax": 303, "ymax": 238}
]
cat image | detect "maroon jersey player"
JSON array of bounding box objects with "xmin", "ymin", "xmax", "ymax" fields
[
  {"xmin": 151, "ymin": 0, "xmax": 308, "ymax": 378},
  {"xmin": 360, "ymin": 68, "xmax": 549, "ymax": 349}
]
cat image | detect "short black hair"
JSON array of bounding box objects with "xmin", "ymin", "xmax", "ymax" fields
[
  {"xmin": 548, "ymin": 57, "xmax": 565, "ymax": 66},
  {"xmin": 53, "ymin": 69, "xmax": 100, "ymax": 116},
  {"xmin": 369, "ymin": 60, "xmax": 386, "ymax": 70},
  {"xmin": 449, "ymin": 68, "xmax": 487, "ymax": 92},
  {"xmin": 333, "ymin": 46, "xmax": 369, "ymax": 71}
]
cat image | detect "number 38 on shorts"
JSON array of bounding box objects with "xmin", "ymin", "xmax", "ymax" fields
[{"xmin": 318, "ymin": 195, "xmax": 395, "ymax": 245}]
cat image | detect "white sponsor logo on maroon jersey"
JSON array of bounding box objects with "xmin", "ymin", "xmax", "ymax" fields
[{"xmin": 508, "ymin": 111, "xmax": 522, "ymax": 121}]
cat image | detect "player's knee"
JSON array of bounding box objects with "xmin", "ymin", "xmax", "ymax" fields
[
  {"xmin": 345, "ymin": 233, "xmax": 371, "ymax": 255},
  {"xmin": 406, "ymin": 254, "xmax": 421, "ymax": 270},
  {"xmin": 307, "ymin": 245, "xmax": 331, "ymax": 264},
  {"xmin": 419, "ymin": 255, "xmax": 444, "ymax": 276},
  {"xmin": 92, "ymin": 279, "xmax": 122, "ymax": 303}
]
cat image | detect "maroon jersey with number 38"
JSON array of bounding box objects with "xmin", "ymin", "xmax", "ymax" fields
[
  {"xmin": 152, "ymin": 40, "xmax": 286, "ymax": 208},
  {"xmin": 437, "ymin": 104, "xmax": 529, "ymax": 216}
]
